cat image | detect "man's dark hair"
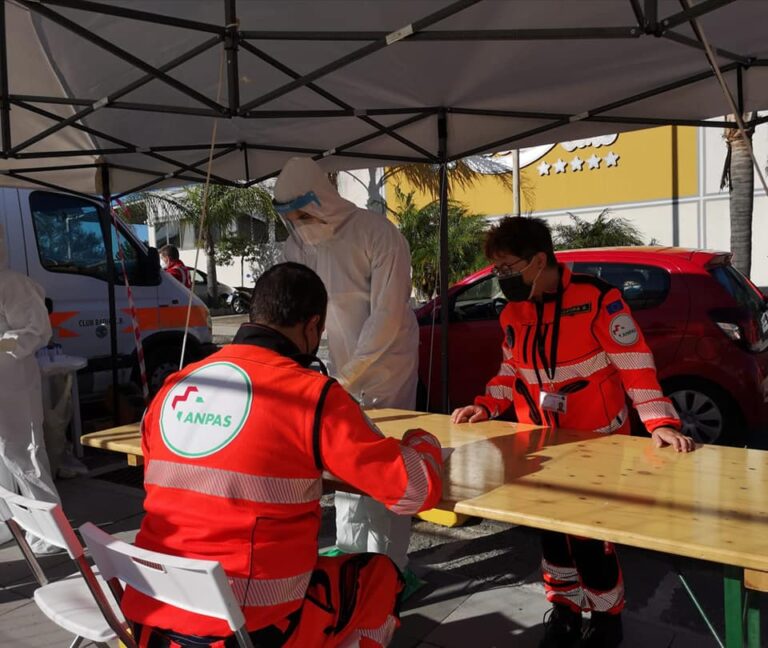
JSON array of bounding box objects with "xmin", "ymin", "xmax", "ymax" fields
[
  {"xmin": 484, "ymin": 216, "xmax": 557, "ymax": 266},
  {"xmin": 250, "ymin": 262, "xmax": 327, "ymax": 327},
  {"xmin": 159, "ymin": 244, "xmax": 180, "ymax": 261}
]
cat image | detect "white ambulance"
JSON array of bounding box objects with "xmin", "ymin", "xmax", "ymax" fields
[{"xmin": 0, "ymin": 188, "xmax": 214, "ymax": 394}]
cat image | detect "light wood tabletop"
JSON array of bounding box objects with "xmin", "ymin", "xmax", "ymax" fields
[
  {"xmin": 82, "ymin": 423, "xmax": 142, "ymax": 464},
  {"xmin": 81, "ymin": 409, "xmax": 768, "ymax": 570}
]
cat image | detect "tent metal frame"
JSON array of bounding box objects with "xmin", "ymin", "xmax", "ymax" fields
[{"xmin": 1, "ymin": 0, "xmax": 766, "ymax": 413}]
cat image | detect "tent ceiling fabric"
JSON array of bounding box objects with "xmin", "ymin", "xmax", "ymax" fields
[{"xmin": 1, "ymin": 0, "xmax": 767, "ymax": 196}]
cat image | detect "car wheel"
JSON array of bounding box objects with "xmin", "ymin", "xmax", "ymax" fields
[
  {"xmin": 145, "ymin": 348, "xmax": 183, "ymax": 394},
  {"xmin": 666, "ymin": 383, "xmax": 744, "ymax": 446},
  {"xmin": 231, "ymin": 295, "xmax": 249, "ymax": 314}
]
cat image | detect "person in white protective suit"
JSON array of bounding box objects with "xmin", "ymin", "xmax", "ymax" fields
[
  {"xmin": 274, "ymin": 157, "xmax": 420, "ymax": 571},
  {"xmin": 0, "ymin": 224, "xmax": 62, "ymax": 553}
]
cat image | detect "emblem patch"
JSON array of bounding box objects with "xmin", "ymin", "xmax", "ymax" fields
[
  {"xmin": 609, "ymin": 314, "xmax": 639, "ymax": 346},
  {"xmin": 606, "ymin": 300, "xmax": 624, "ymax": 315},
  {"xmin": 160, "ymin": 362, "xmax": 252, "ymax": 458}
]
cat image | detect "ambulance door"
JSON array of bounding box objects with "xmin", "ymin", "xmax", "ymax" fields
[{"xmin": 21, "ymin": 190, "xmax": 159, "ymax": 365}]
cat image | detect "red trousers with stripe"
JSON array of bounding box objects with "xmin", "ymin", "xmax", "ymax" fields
[
  {"xmin": 135, "ymin": 553, "xmax": 404, "ymax": 648},
  {"xmin": 541, "ymin": 531, "xmax": 625, "ymax": 615}
]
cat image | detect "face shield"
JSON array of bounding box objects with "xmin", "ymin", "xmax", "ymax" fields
[{"xmin": 273, "ymin": 191, "xmax": 333, "ymax": 247}]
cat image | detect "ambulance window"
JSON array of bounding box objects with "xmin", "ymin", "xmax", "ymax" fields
[{"xmin": 29, "ymin": 191, "xmax": 141, "ymax": 283}]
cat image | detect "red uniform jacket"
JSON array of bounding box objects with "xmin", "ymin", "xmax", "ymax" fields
[
  {"xmin": 165, "ymin": 259, "xmax": 192, "ymax": 289},
  {"xmin": 122, "ymin": 325, "xmax": 443, "ymax": 636},
  {"xmin": 475, "ymin": 265, "xmax": 680, "ymax": 434}
]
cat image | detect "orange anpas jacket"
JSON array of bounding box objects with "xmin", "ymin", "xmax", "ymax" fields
[
  {"xmin": 475, "ymin": 265, "xmax": 680, "ymax": 434},
  {"xmin": 122, "ymin": 338, "xmax": 443, "ymax": 637}
]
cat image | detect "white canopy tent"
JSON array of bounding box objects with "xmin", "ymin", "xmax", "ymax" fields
[{"xmin": 1, "ymin": 0, "xmax": 767, "ymax": 409}]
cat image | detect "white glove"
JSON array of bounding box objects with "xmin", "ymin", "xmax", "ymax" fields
[{"xmin": 0, "ymin": 337, "xmax": 18, "ymax": 353}]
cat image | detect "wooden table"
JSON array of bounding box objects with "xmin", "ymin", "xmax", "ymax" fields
[{"xmin": 82, "ymin": 409, "xmax": 767, "ymax": 647}]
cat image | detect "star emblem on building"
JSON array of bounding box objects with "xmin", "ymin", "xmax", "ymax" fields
[
  {"xmin": 537, "ymin": 160, "xmax": 551, "ymax": 176},
  {"xmin": 570, "ymin": 156, "xmax": 584, "ymax": 172},
  {"xmin": 553, "ymin": 158, "xmax": 567, "ymax": 174},
  {"xmin": 587, "ymin": 154, "xmax": 601, "ymax": 170},
  {"xmin": 604, "ymin": 151, "xmax": 620, "ymax": 167}
]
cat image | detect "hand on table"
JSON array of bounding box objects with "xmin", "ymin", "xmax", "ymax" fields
[
  {"xmin": 651, "ymin": 426, "xmax": 695, "ymax": 452},
  {"xmin": 451, "ymin": 405, "xmax": 489, "ymax": 424}
]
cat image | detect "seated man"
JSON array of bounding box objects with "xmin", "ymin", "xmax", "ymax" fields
[
  {"xmin": 159, "ymin": 244, "xmax": 192, "ymax": 289},
  {"xmin": 122, "ymin": 262, "xmax": 443, "ymax": 648}
]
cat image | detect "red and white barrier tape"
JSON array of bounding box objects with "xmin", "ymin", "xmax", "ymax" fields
[{"xmin": 111, "ymin": 199, "xmax": 149, "ymax": 403}]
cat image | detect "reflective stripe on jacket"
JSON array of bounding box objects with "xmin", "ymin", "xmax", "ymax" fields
[
  {"xmin": 475, "ymin": 265, "xmax": 680, "ymax": 434},
  {"xmin": 122, "ymin": 336, "xmax": 442, "ymax": 636}
]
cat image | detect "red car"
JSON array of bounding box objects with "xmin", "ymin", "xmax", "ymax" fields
[{"xmin": 416, "ymin": 247, "xmax": 768, "ymax": 446}]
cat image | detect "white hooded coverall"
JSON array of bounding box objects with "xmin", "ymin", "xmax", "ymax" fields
[
  {"xmin": 275, "ymin": 157, "xmax": 419, "ymax": 569},
  {"xmin": 0, "ymin": 224, "xmax": 61, "ymax": 551}
]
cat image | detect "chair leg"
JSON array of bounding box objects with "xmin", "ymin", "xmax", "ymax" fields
[{"xmin": 67, "ymin": 637, "xmax": 84, "ymax": 648}]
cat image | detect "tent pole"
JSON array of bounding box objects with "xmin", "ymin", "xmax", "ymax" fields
[
  {"xmin": 100, "ymin": 164, "xmax": 120, "ymax": 425},
  {"xmin": 224, "ymin": 0, "xmax": 240, "ymax": 116},
  {"xmin": 0, "ymin": 1, "xmax": 10, "ymax": 154},
  {"xmin": 513, "ymin": 149, "xmax": 521, "ymax": 216},
  {"xmin": 437, "ymin": 110, "xmax": 450, "ymax": 413}
]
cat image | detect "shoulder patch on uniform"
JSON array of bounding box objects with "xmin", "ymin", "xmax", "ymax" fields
[
  {"xmin": 606, "ymin": 299, "xmax": 624, "ymax": 314},
  {"xmin": 505, "ymin": 325, "xmax": 515, "ymax": 348},
  {"xmin": 609, "ymin": 313, "xmax": 639, "ymax": 346},
  {"xmin": 561, "ymin": 303, "xmax": 591, "ymax": 317}
]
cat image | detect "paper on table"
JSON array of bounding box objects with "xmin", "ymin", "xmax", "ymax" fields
[{"xmin": 441, "ymin": 447, "xmax": 454, "ymax": 461}]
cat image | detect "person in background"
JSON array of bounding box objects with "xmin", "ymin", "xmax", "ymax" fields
[
  {"xmin": 451, "ymin": 217, "xmax": 694, "ymax": 648},
  {"xmin": 122, "ymin": 262, "xmax": 443, "ymax": 647},
  {"xmin": 0, "ymin": 223, "xmax": 62, "ymax": 555},
  {"xmin": 159, "ymin": 244, "xmax": 191, "ymax": 289},
  {"xmin": 274, "ymin": 157, "xmax": 420, "ymax": 578}
]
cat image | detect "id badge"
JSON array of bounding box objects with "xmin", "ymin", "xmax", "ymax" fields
[{"xmin": 540, "ymin": 391, "xmax": 567, "ymax": 414}]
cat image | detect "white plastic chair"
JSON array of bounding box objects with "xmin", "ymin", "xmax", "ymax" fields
[
  {"xmin": 79, "ymin": 522, "xmax": 256, "ymax": 648},
  {"xmin": 0, "ymin": 486, "xmax": 131, "ymax": 648}
]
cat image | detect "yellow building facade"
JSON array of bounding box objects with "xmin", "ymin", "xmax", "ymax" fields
[{"xmin": 389, "ymin": 126, "xmax": 698, "ymax": 216}]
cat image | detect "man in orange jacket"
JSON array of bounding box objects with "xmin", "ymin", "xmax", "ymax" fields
[
  {"xmin": 123, "ymin": 262, "xmax": 444, "ymax": 648},
  {"xmin": 452, "ymin": 217, "xmax": 694, "ymax": 648}
]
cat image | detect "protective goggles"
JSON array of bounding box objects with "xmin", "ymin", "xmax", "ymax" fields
[{"xmin": 272, "ymin": 191, "xmax": 321, "ymax": 215}]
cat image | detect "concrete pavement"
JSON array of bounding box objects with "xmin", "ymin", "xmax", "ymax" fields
[{"xmin": 1, "ymin": 472, "xmax": 754, "ymax": 647}]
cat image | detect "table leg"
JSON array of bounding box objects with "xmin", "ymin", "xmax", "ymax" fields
[
  {"xmin": 724, "ymin": 565, "xmax": 744, "ymax": 648},
  {"xmin": 71, "ymin": 374, "xmax": 84, "ymax": 458},
  {"xmin": 746, "ymin": 590, "xmax": 760, "ymax": 648}
]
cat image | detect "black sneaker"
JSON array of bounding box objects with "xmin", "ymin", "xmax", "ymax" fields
[
  {"xmin": 578, "ymin": 612, "xmax": 623, "ymax": 647},
  {"xmin": 539, "ymin": 603, "xmax": 583, "ymax": 648}
]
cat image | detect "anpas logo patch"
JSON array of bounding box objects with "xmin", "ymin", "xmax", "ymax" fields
[
  {"xmin": 160, "ymin": 362, "xmax": 252, "ymax": 457},
  {"xmin": 609, "ymin": 314, "xmax": 639, "ymax": 346}
]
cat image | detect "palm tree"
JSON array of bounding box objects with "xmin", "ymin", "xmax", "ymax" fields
[
  {"xmin": 140, "ymin": 184, "xmax": 277, "ymax": 302},
  {"xmin": 552, "ymin": 210, "xmax": 647, "ymax": 250},
  {"xmin": 392, "ymin": 188, "xmax": 488, "ymax": 299},
  {"xmin": 342, "ymin": 156, "xmax": 534, "ymax": 215},
  {"xmin": 721, "ymin": 115, "xmax": 755, "ymax": 277}
]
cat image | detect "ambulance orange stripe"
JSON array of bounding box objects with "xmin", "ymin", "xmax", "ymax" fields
[
  {"xmin": 121, "ymin": 305, "xmax": 208, "ymax": 334},
  {"xmin": 49, "ymin": 311, "xmax": 79, "ymax": 339}
]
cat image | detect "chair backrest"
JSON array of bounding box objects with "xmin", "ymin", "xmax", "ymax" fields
[
  {"xmin": 79, "ymin": 522, "xmax": 248, "ymax": 634},
  {"xmin": 0, "ymin": 486, "xmax": 82, "ymax": 559}
]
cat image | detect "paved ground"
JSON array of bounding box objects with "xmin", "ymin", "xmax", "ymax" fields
[{"xmin": 2, "ymin": 469, "xmax": 761, "ymax": 648}]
